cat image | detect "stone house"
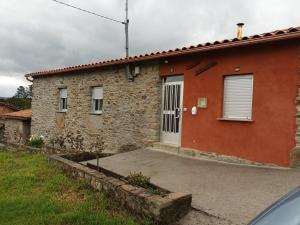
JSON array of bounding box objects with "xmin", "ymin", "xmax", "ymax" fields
[
  {"xmin": 0, "ymin": 123, "xmax": 4, "ymax": 142},
  {"xmin": 26, "ymin": 25, "xmax": 300, "ymax": 167},
  {"xmin": 28, "ymin": 64, "xmax": 160, "ymax": 153},
  {"xmin": 0, "ymin": 109, "xmax": 32, "ymax": 144},
  {"xmin": 0, "ymin": 102, "xmax": 19, "ymax": 115},
  {"xmin": 0, "ymin": 102, "xmax": 20, "ymax": 142}
]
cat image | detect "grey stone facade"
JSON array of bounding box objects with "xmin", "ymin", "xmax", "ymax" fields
[
  {"xmin": 291, "ymin": 85, "xmax": 300, "ymax": 167},
  {"xmin": 4, "ymin": 119, "xmax": 31, "ymax": 144},
  {"xmin": 31, "ymin": 62, "xmax": 161, "ymax": 153},
  {"xmin": 290, "ymin": 45, "xmax": 300, "ymax": 167},
  {"xmin": 0, "ymin": 122, "xmax": 4, "ymax": 143}
]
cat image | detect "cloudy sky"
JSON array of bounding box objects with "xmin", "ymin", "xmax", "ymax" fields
[{"xmin": 0, "ymin": 0, "xmax": 299, "ymax": 97}]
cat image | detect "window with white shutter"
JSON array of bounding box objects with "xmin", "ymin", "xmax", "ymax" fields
[
  {"xmin": 91, "ymin": 87, "xmax": 103, "ymax": 114},
  {"xmin": 223, "ymin": 75, "xmax": 253, "ymax": 120},
  {"xmin": 59, "ymin": 88, "xmax": 68, "ymax": 112}
]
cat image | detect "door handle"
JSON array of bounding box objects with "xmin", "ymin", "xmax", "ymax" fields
[{"xmin": 175, "ymin": 108, "xmax": 181, "ymax": 118}]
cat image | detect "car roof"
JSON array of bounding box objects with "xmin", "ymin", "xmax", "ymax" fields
[{"xmin": 248, "ymin": 186, "xmax": 300, "ymax": 225}]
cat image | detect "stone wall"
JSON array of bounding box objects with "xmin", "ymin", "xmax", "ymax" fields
[
  {"xmin": 31, "ymin": 62, "xmax": 161, "ymax": 153},
  {"xmin": 4, "ymin": 119, "xmax": 31, "ymax": 144},
  {"xmin": 291, "ymin": 84, "xmax": 300, "ymax": 167},
  {"xmin": 290, "ymin": 46, "xmax": 300, "ymax": 167},
  {"xmin": 0, "ymin": 122, "xmax": 4, "ymax": 143},
  {"xmin": 49, "ymin": 154, "xmax": 192, "ymax": 224}
]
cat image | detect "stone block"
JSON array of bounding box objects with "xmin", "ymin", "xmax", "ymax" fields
[
  {"xmin": 296, "ymin": 117, "xmax": 300, "ymax": 126},
  {"xmin": 95, "ymin": 179, "xmax": 103, "ymax": 191},
  {"xmin": 78, "ymin": 171, "xmax": 84, "ymax": 179},
  {"xmin": 0, "ymin": 143, "xmax": 6, "ymax": 150},
  {"xmin": 121, "ymin": 184, "xmax": 137, "ymax": 192},
  {"xmin": 291, "ymin": 147, "xmax": 300, "ymax": 168},
  {"xmin": 84, "ymin": 173, "xmax": 92, "ymax": 183}
]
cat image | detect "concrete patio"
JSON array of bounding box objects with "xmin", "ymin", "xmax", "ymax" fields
[{"xmin": 82, "ymin": 149, "xmax": 300, "ymax": 225}]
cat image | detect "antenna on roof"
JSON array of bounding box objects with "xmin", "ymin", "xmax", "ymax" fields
[
  {"xmin": 124, "ymin": 0, "xmax": 133, "ymax": 80},
  {"xmin": 51, "ymin": 0, "xmax": 130, "ymax": 59},
  {"xmin": 125, "ymin": 0, "xmax": 129, "ymax": 58}
]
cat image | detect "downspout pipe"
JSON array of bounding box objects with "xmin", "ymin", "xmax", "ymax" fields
[{"xmin": 25, "ymin": 75, "xmax": 33, "ymax": 83}]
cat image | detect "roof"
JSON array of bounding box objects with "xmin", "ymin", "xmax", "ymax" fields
[
  {"xmin": 1, "ymin": 109, "xmax": 32, "ymax": 121},
  {"xmin": 0, "ymin": 102, "xmax": 20, "ymax": 111},
  {"xmin": 26, "ymin": 26, "xmax": 300, "ymax": 78}
]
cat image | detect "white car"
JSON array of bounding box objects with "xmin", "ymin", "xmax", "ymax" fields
[{"xmin": 248, "ymin": 187, "xmax": 300, "ymax": 225}]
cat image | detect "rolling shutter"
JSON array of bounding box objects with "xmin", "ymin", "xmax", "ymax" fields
[
  {"xmin": 92, "ymin": 87, "xmax": 103, "ymax": 99},
  {"xmin": 223, "ymin": 75, "xmax": 253, "ymax": 119},
  {"xmin": 60, "ymin": 88, "xmax": 67, "ymax": 98}
]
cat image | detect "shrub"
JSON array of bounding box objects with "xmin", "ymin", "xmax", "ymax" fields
[
  {"xmin": 27, "ymin": 135, "xmax": 45, "ymax": 148},
  {"xmin": 127, "ymin": 172, "xmax": 162, "ymax": 195},
  {"xmin": 127, "ymin": 172, "xmax": 151, "ymax": 189}
]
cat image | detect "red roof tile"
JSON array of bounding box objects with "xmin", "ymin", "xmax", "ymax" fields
[
  {"xmin": 25, "ymin": 26, "xmax": 300, "ymax": 78},
  {"xmin": 1, "ymin": 109, "xmax": 32, "ymax": 121},
  {"xmin": 0, "ymin": 102, "xmax": 20, "ymax": 111}
]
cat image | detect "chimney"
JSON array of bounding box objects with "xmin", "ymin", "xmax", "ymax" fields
[{"xmin": 236, "ymin": 23, "xmax": 244, "ymax": 39}]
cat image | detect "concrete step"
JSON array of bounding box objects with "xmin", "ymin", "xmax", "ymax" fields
[
  {"xmin": 151, "ymin": 142, "xmax": 282, "ymax": 169},
  {"xmin": 152, "ymin": 142, "xmax": 180, "ymax": 154}
]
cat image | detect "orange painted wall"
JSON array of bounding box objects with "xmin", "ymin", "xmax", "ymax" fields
[{"xmin": 160, "ymin": 41, "xmax": 300, "ymax": 166}]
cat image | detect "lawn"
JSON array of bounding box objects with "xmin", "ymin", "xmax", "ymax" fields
[{"xmin": 0, "ymin": 151, "xmax": 151, "ymax": 225}]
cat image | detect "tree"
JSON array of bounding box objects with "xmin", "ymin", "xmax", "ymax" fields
[
  {"xmin": 14, "ymin": 85, "xmax": 32, "ymax": 99},
  {"xmin": 1, "ymin": 85, "xmax": 32, "ymax": 109},
  {"xmin": 5, "ymin": 98, "xmax": 31, "ymax": 109}
]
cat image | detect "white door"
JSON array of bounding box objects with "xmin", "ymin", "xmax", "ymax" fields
[{"xmin": 161, "ymin": 76, "xmax": 184, "ymax": 145}]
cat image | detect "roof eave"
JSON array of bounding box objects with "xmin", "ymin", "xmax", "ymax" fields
[
  {"xmin": 0, "ymin": 103, "xmax": 21, "ymax": 111},
  {"xmin": 1, "ymin": 116, "xmax": 31, "ymax": 121},
  {"xmin": 26, "ymin": 31, "xmax": 300, "ymax": 78}
]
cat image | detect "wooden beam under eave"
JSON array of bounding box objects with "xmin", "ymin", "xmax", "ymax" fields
[
  {"xmin": 195, "ymin": 61, "xmax": 218, "ymax": 76},
  {"xmin": 186, "ymin": 60, "xmax": 201, "ymax": 70}
]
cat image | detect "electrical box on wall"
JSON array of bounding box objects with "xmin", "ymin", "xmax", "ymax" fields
[
  {"xmin": 197, "ymin": 98, "xmax": 207, "ymax": 108},
  {"xmin": 191, "ymin": 106, "xmax": 197, "ymax": 115},
  {"xmin": 134, "ymin": 66, "xmax": 140, "ymax": 76}
]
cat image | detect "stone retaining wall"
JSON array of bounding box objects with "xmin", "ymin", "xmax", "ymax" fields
[
  {"xmin": 0, "ymin": 143, "xmax": 115, "ymax": 163},
  {"xmin": 2, "ymin": 142, "xmax": 67, "ymax": 155},
  {"xmin": 48, "ymin": 154, "xmax": 192, "ymax": 224}
]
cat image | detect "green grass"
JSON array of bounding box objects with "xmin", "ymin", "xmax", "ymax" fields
[{"xmin": 0, "ymin": 151, "xmax": 152, "ymax": 225}]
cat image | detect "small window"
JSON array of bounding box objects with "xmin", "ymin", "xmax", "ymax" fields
[
  {"xmin": 92, "ymin": 87, "xmax": 103, "ymax": 114},
  {"xmin": 223, "ymin": 75, "xmax": 253, "ymax": 120},
  {"xmin": 59, "ymin": 88, "xmax": 68, "ymax": 112}
]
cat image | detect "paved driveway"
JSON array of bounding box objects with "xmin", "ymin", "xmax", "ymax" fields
[{"xmin": 84, "ymin": 149, "xmax": 300, "ymax": 225}]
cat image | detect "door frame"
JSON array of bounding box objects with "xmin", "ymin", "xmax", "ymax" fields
[{"xmin": 160, "ymin": 75, "xmax": 184, "ymax": 146}]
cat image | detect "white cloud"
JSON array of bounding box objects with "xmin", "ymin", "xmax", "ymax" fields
[
  {"xmin": 0, "ymin": 76, "xmax": 30, "ymax": 97},
  {"xmin": 0, "ymin": 0, "xmax": 299, "ymax": 96}
]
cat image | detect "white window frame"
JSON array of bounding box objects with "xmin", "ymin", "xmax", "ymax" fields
[
  {"xmin": 223, "ymin": 74, "xmax": 253, "ymax": 120},
  {"xmin": 91, "ymin": 86, "xmax": 103, "ymax": 114},
  {"xmin": 59, "ymin": 88, "xmax": 68, "ymax": 112}
]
